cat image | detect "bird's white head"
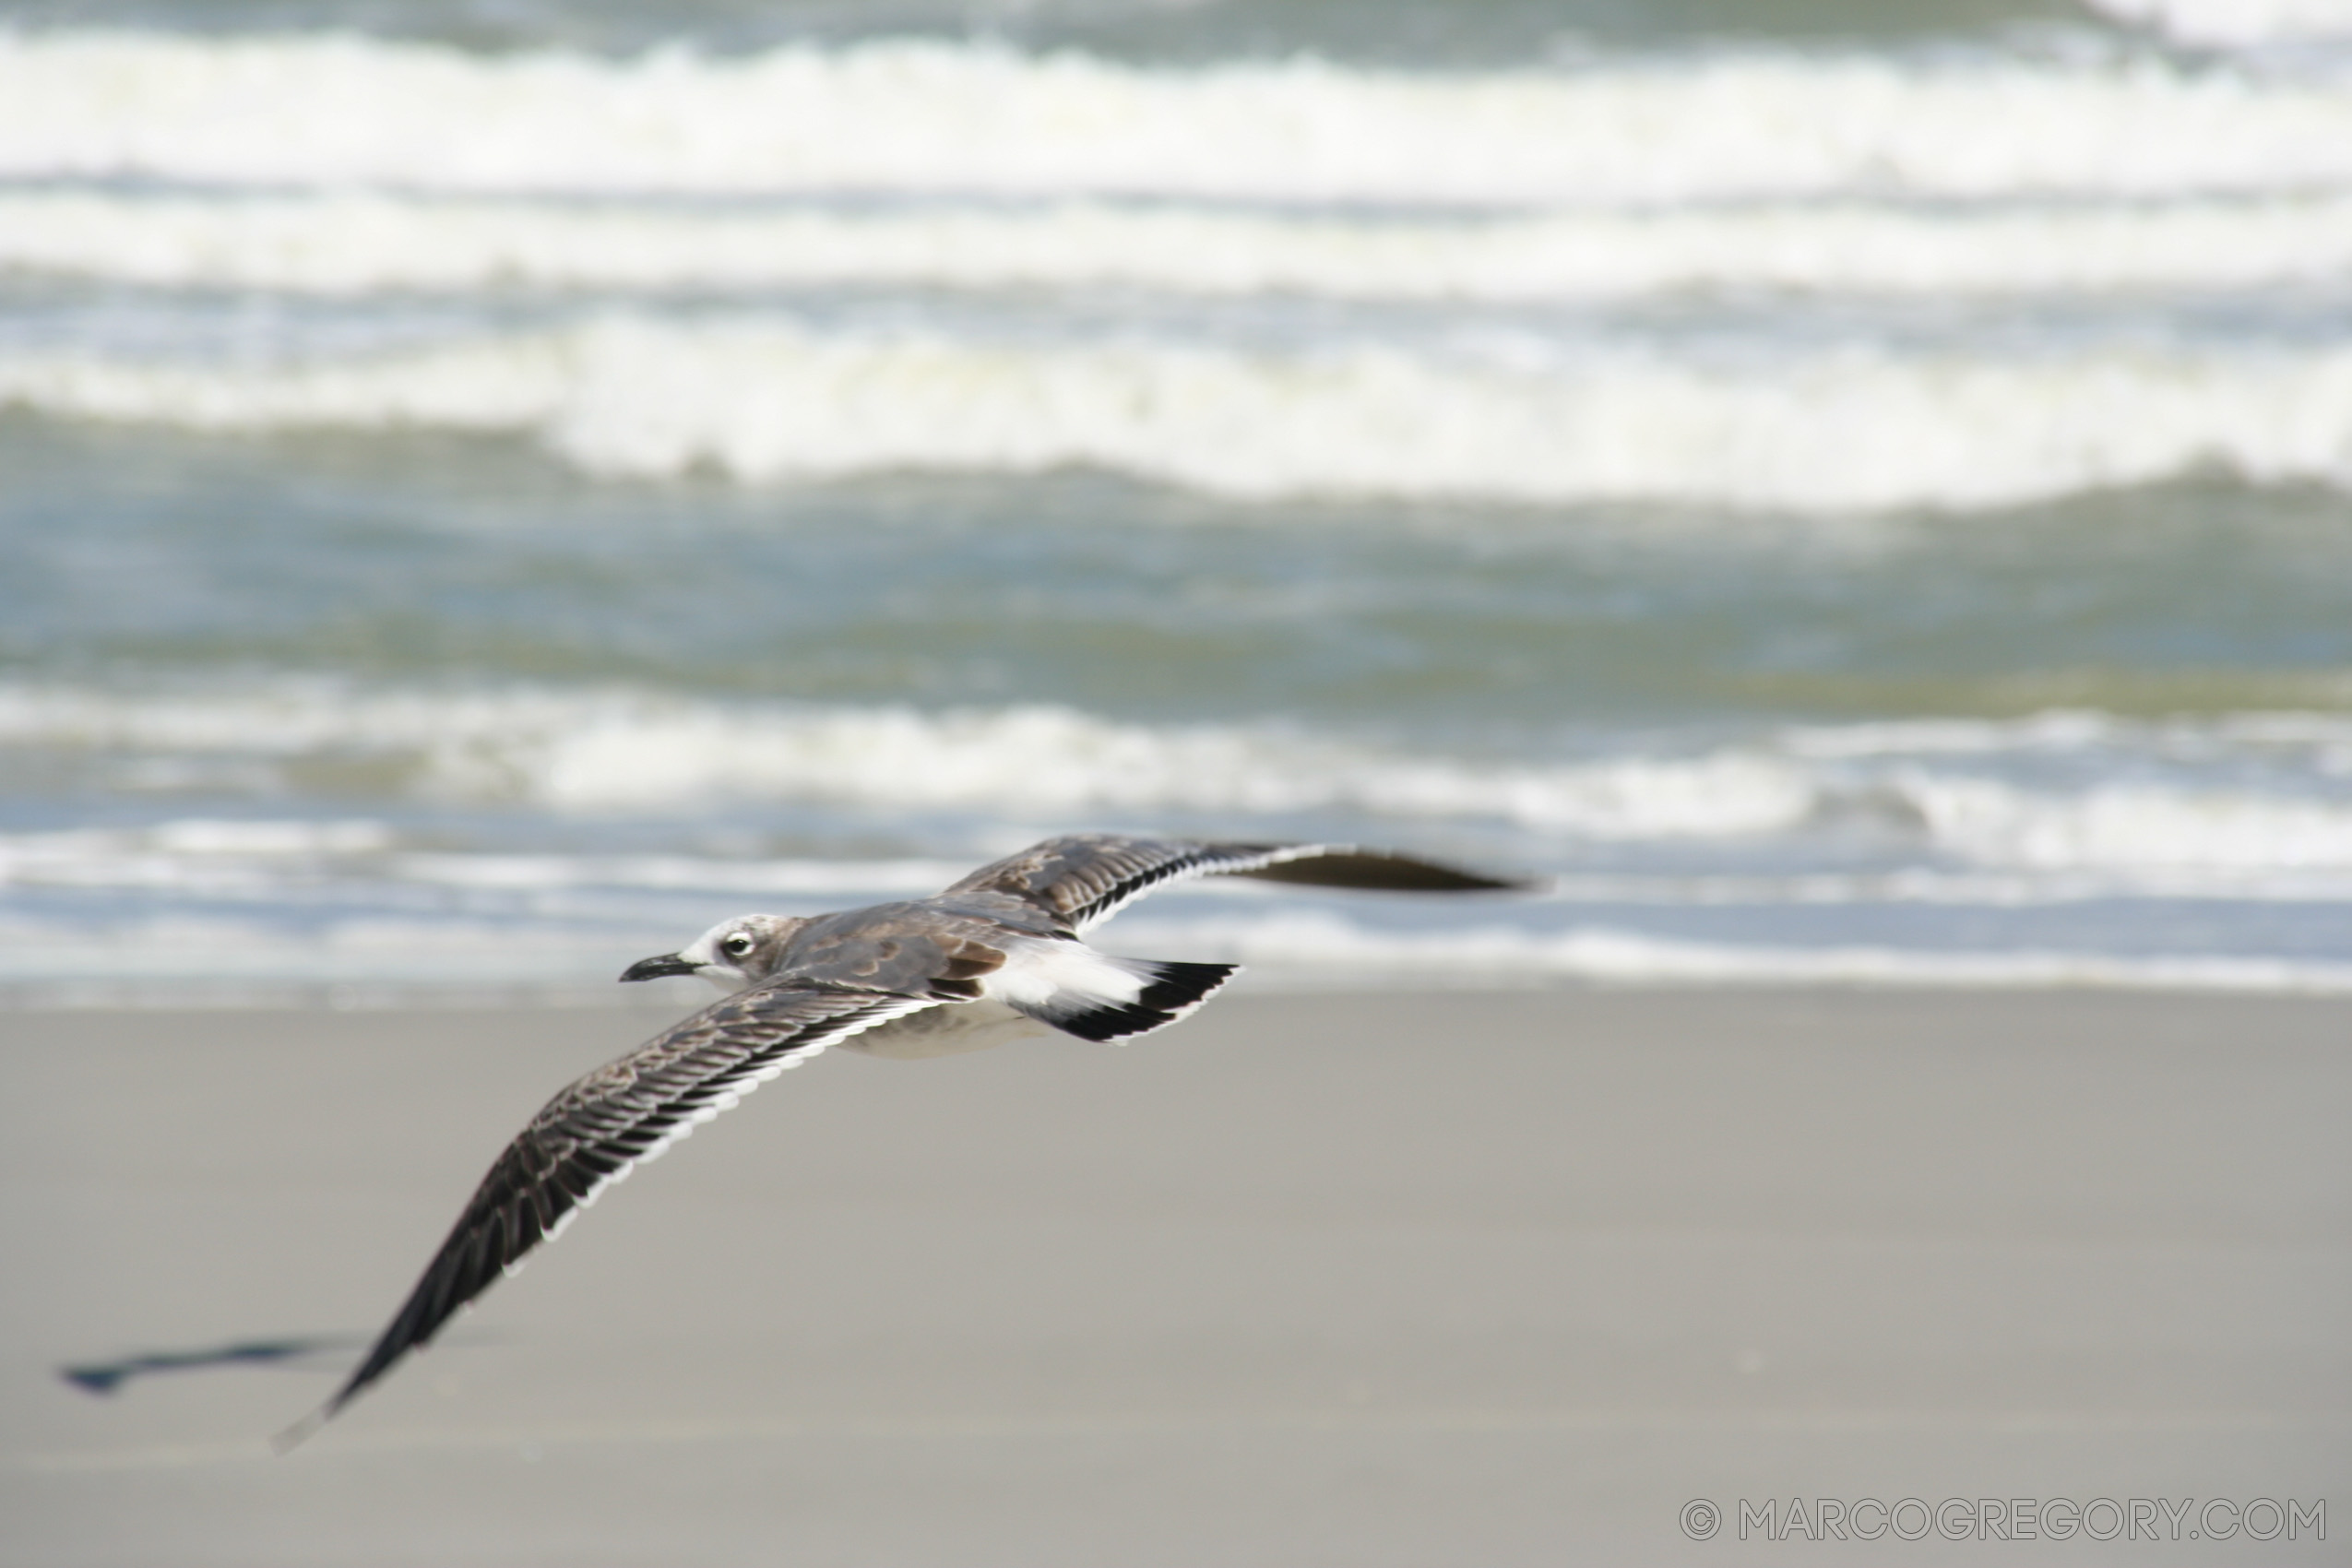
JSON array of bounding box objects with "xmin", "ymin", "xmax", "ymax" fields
[{"xmin": 619, "ymin": 913, "xmax": 807, "ymax": 992}]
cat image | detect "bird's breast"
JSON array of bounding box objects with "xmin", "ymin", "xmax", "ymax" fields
[{"xmin": 834, "ymin": 999, "xmax": 1047, "ymax": 1061}]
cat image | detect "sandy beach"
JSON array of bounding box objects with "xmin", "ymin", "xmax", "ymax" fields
[{"xmin": 2, "ymin": 985, "xmax": 2344, "ymax": 1565}]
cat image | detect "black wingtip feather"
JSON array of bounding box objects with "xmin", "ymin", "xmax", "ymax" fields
[
  {"xmin": 1234, "ymin": 849, "xmax": 1538, "ymax": 893},
  {"xmin": 1051, "ymin": 960, "xmax": 1240, "ymax": 1042}
]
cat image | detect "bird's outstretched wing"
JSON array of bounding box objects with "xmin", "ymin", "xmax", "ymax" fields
[
  {"xmin": 276, "ymin": 984, "xmax": 936, "ymax": 1451},
  {"xmin": 944, "ymin": 833, "xmax": 1536, "ymax": 933}
]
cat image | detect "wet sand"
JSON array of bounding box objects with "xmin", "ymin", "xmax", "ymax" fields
[{"xmin": 3, "ymin": 988, "xmax": 2346, "ymax": 1565}]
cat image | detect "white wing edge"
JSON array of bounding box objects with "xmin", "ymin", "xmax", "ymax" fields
[
  {"xmin": 1069, "ymin": 842, "xmax": 1347, "ymax": 932},
  {"xmin": 514, "ymin": 994, "xmax": 942, "ymax": 1268}
]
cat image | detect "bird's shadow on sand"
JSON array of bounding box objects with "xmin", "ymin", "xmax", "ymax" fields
[
  {"xmin": 58, "ymin": 1333, "xmax": 492, "ymax": 1396},
  {"xmin": 59, "ymin": 1336, "xmax": 362, "ymax": 1396}
]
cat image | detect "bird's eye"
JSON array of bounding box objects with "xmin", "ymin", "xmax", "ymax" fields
[{"xmin": 721, "ymin": 932, "xmax": 756, "ymax": 959}]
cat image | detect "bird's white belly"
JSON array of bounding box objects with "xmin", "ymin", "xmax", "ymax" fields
[{"xmin": 836, "ymin": 999, "xmax": 1048, "ymax": 1061}]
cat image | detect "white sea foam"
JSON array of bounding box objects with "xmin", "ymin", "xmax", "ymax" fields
[
  {"xmin": 1119, "ymin": 912, "xmax": 2352, "ymax": 993},
  {"xmin": 1781, "ymin": 710, "xmax": 2139, "ymax": 757},
  {"xmin": 1782, "ymin": 707, "xmax": 2352, "ymax": 766},
  {"xmin": 10, "ymin": 820, "xmax": 2352, "ymax": 908},
  {"xmin": 6, "ymin": 680, "xmax": 2352, "ymax": 879},
  {"xmin": 7, "ymin": 317, "xmax": 2352, "ymax": 510},
  {"xmin": 0, "ymin": 819, "xmax": 961, "ymax": 898},
  {"xmin": 7, "ymin": 682, "xmax": 2352, "ymax": 1000},
  {"xmin": 2089, "ymin": 0, "xmax": 2352, "ymax": 47},
  {"xmin": 1903, "ymin": 775, "xmax": 2352, "ymax": 872},
  {"xmin": 7, "ymin": 32, "xmax": 2352, "ymax": 204},
  {"xmin": 384, "ymin": 852, "xmax": 959, "ymax": 896},
  {"xmin": 0, "ymin": 680, "xmax": 1819, "ymax": 835},
  {"xmin": 10, "ymin": 189, "xmax": 2352, "ymax": 299},
  {"xmin": 0, "ymin": 817, "xmax": 396, "ymax": 895},
  {"xmin": 13, "ymin": 908, "xmax": 2352, "ymax": 1003},
  {"xmin": 1533, "ymin": 867, "xmax": 2352, "ymax": 905},
  {"xmin": 0, "ymin": 909, "xmax": 659, "ymax": 997},
  {"xmin": 40, "ymin": 851, "xmax": 2352, "ymax": 912}
]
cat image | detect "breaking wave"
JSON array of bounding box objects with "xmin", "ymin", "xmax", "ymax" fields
[
  {"xmin": 10, "ymin": 189, "xmax": 2352, "ymax": 299},
  {"xmin": 1119, "ymin": 912, "xmax": 2352, "ymax": 993},
  {"xmin": 7, "ymin": 318, "xmax": 2352, "ymax": 510},
  {"xmin": 7, "ymin": 31, "xmax": 2352, "ymax": 204},
  {"xmin": 0, "ymin": 680, "xmax": 1822, "ymax": 836},
  {"xmin": 15, "ymin": 909, "xmax": 2352, "ymax": 1004},
  {"xmin": 6, "ymin": 680, "xmax": 2352, "ymax": 879},
  {"xmin": 2087, "ymin": 0, "xmax": 2352, "ymax": 48}
]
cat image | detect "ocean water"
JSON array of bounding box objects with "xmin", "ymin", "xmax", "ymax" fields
[{"xmin": 4, "ymin": 0, "xmax": 2351, "ymax": 1004}]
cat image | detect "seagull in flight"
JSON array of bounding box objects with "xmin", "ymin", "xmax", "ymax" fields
[{"xmin": 276, "ymin": 833, "xmax": 1529, "ymax": 1449}]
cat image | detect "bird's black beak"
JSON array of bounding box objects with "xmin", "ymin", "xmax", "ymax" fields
[{"xmin": 619, "ymin": 953, "xmax": 699, "ymax": 983}]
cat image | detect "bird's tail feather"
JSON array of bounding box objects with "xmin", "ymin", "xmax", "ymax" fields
[{"xmin": 1014, "ymin": 956, "xmax": 1239, "ymax": 1043}]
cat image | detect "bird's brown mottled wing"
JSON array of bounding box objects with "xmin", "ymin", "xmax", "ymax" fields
[
  {"xmin": 942, "ymin": 833, "xmax": 1535, "ymax": 933},
  {"xmin": 776, "ymin": 907, "xmax": 1019, "ymax": 998},
  {"xmin": 276, "ymin": 984, "xmax": 936, "ymax": 1450}
]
